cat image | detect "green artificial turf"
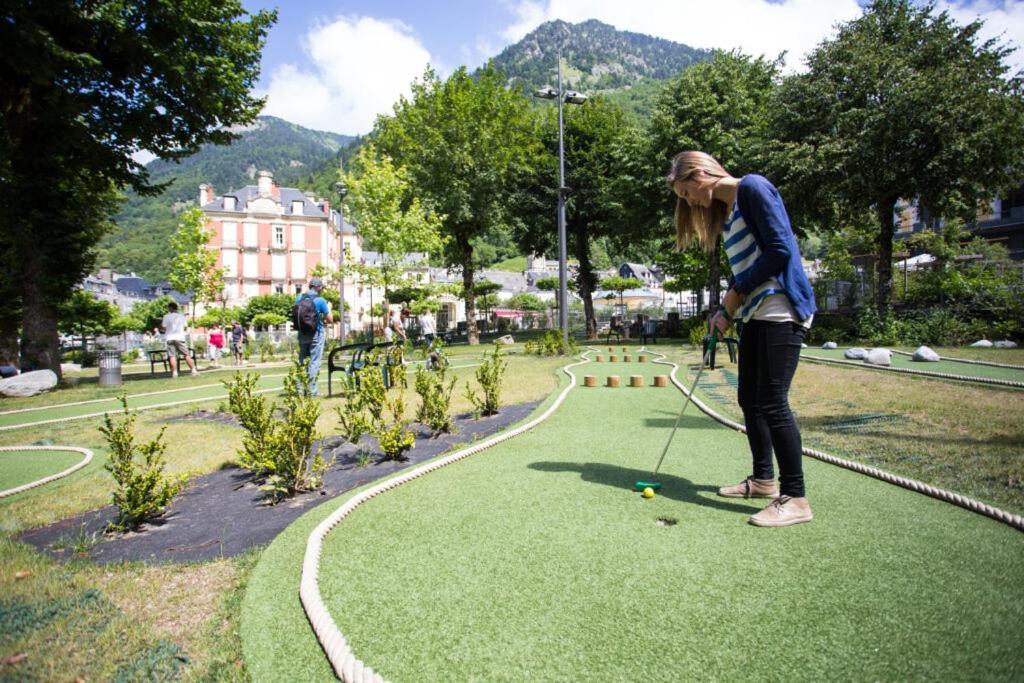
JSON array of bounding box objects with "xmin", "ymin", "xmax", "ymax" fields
[
  {"xmin": 801, "ymin": 348, "xmax": 1024, "ymax": 383},
  {"xmin": 241, "ymin": 351, "xmax": 1024, "ymax": 682},
  {"xmin": 0, "ymin": 450, "xmax": 86, "ymax": 492}
]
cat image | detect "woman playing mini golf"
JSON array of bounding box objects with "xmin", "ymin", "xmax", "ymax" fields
[{"xmin": 667, "ymin": 151, "xmax": 817, "ymax": 527}]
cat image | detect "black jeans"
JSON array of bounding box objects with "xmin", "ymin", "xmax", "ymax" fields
[{"xmin": 737, "ymin": 320, "xmax": 807, "ymax": 497}]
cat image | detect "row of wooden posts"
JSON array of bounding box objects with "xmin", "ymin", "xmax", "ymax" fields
[{"xmin": 586, "ymin": 348, "xmax": 667, "ymax": 388}]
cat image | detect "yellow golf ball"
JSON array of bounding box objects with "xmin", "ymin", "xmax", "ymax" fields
[{"xmin": 642, "ymin": 487, "xmax": 655, "ymax": 498}]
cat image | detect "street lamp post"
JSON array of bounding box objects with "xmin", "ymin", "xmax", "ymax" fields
[
  {"xmin": 335, "ymin": 181, "xmax": 349, "ymax": 342},
  {"xmin": 535, "ymin": 50, "xmax": 586, "ymax": 350}
]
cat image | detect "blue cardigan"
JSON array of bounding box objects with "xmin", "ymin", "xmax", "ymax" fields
[{"xmin": 731, "ymin": 175, "xmax": 816, "ymax": 322}]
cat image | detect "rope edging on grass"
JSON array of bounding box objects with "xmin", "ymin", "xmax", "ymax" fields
[
  {"xmin": 299, "ymin": 351, "xmax": 594, "ymax": 682},
  {"xmin": 889, "ymin": 348, "xmax": 1024, "ymax": 370},
  {"xmin": 645, "ymin": 348, "xmax": 1024, "ymax": 533},
  {"xmin": 0, "ymin": 445, "xmax": 94, "ymax": 498},
  {"xmin": 801, "ymin": 354, "xmax": 1024, "ymax": 389}
]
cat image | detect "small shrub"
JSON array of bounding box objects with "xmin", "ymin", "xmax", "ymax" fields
[
  {"xmin": 414, "ymin": 365, "xmax": 456, "ymax": 433},
  {"xmin": 334, "ymin": 376, "xmax": 373, "ymax": 445},
  {"xmin": 524, "ymin": 329, "xmax": 577, "ymax": 356},
  {"xmin": 688, "ymin": 322, "xmax": 707, "ymax": 348},
  {"xmin": 223, "ymin": 362, "xmax": 329, "ymax": 502},
  {"xmin": 100, "ymin": 397, "xmax": 185, "ymax": 531},
  {"xmin": 193, "ymin": 337, "xmax": 208, "ymax": 357},
  {"xmin": 464, "ymin": 343, "xmax": 507, "ymax": 417},
  {"xmin": 376, "ymin": 388, "xmax": 415, "ymax": 460}
]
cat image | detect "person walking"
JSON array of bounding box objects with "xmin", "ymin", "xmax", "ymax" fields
[
  {"xmin": 418, "ymin": 308, "xmax": 437, "ymax": 346},
  {"xmin": 295, "ymin": 277, "xmax": 333, "ymax": 396},
  {"xmin": 229, "ymin": 321, "xmax": 247, "ymax": 366},
  {"xmin": 160, "ymin": 301, "xmax": 198, "ymax": 378},
  {"xmin": 666, "ymin": 151, "xmax": 816, "ymax": 527},
  {"xmin": 207, "ymin": 323, "xmax": 224, "ymax": 366}
]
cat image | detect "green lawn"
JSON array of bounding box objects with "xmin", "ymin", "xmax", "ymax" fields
[
  {"xmin": 241, "ymin": 351, "xmax": 1024, "ymax": 682},
  {"xmin": 801, "ymin": 347, "xmax": 1024, "ymax": 382},
  {"xmin": 0, "ymin": 450, "xmax": 86, "ymax": 492}
]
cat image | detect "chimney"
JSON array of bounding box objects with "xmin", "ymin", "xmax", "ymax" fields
[
  {"xmin": 199, "ymin": 183, "xmax": 213, "ymax": 206},
  {"xmin": 257, "ymin": 170, "xmax": 273, "ymax": 197}
]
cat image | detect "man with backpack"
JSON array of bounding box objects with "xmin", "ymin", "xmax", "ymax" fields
[{"xmin": 293, "ymin": 277, "xmax": 333, "ymax": 396}]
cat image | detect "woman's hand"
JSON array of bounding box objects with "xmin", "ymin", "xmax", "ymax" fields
[
  {"xmin": 709, "ymin": 310, "xmax": 730, "ymax": 336},
  {"xmin": 722, "ymin": 288, "xmax": 744, "ymax": 317}
]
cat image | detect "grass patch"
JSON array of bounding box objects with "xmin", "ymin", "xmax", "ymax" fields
[
  {"xmin": 242, "ymin": 351, "xmax": 1024, "ymax": 681},
  {"xmin": 0, "ymin": 537, "xmax": 258, "ymax": 681},
  {"xmin": 0, "ymin": 450, "xmax": 86, "ymax": 492},
  {"xmin": 489, "ymin": 255, "xmax": 527, "ymax": 272}
]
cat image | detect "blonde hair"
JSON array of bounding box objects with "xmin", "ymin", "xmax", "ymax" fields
[{"xmin": 665, "ymin": 151, "xmax": 731, "ymax": 252}]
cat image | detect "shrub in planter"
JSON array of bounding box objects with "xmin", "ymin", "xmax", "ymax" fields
[
  {"xmin": 525, "ymin": 329, "xmax": 577, "ymax": 356},
  {"xmin": 100, "ymin": 397, "xmax": 185, "ymax": 531},
  {"xmin": 464, "ymin": 343, "xmax": 507, "ymax": 417},
  {"xmin": 223, "ymin": 362, "xmax": 329, "ymax": 502},
  {"xmin": 376, "ymin": 388, "xmax": 415, "ymax": 460},
  {"xmin": 414, "ymin": 365, "xmax": 456, "ymax": 433},
  {"xmin": 334, "ymin": 376, "xmax": 373, "ymax": 445}
]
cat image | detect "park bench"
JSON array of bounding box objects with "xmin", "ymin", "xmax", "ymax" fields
[
  {"xmin": 148, "ymin": 347, "xmax": 197, "ymax": 375},
  {"xmin": 327, "ymin": 342, "xmax": 406, "ymax": 396}
]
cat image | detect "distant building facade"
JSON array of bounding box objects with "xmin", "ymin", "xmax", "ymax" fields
[{"xmin": 199, "ymin": 170, "xmax": 357, "ymax": 306}]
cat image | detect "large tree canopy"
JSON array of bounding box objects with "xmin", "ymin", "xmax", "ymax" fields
[
  {"xmin": 373, "ymin": 65, "xmax": 541, "ymax": 344},
  {"xmin": 766, "ymin": 0, "xmax": 1024, "ymax": 313},
  {"xmin": 0, "ymin": 0, "xmax": 276, "ymax": 374}
]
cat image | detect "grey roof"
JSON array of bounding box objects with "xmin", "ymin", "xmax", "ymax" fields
[
  {"xmin": 478, "ymin": 271, "xmax": 529, "ymax": 294},
  {"xmin": 361, "ymin": 251, "xmax": 428, "ymax": 267},
  {"xmin": 115, "ymin": 276, "xmax": 190, "ymax": 303},
  {"xmin": 202, "ymin": 185, "xmax": 327, "ymax": 218}
]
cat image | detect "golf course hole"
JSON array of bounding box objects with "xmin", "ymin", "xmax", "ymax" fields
[{"xmin": 656, "ymin": 517, "xmax": 678, "ymax": 527}]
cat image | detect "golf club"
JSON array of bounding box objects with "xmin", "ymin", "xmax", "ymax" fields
[{"xmin": 635, "ymin": 331, "xmax": 718, "ymax": 492}]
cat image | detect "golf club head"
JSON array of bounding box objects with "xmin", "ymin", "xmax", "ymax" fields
[{"xmin": 634, "ymin": 481, "xmax": 662, "ymax": 491}]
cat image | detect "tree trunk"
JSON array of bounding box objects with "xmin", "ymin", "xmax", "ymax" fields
[
  {"xmin": 20, "ymin": 264, "xmax": 62, "ymax": 377},
  {"xmin": 573, "ymin": 226, "xmax": 598, "ymax": 339},
  {"xmin": 459, "ymin": 235, "xmax": 479, "ymax": 345},
  {"xmin": 875, "ymin": 197, "xmax": 897, "ymax": 316},
  {"xmin": 0, "ymin": 307, "xmax": 20, "ymax": 367}
]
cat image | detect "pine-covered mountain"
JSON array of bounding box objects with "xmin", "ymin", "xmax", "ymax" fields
[
  {"xmin": 99, "ymin": 116, "xmax": 356, "ymax": 282},
  {"xmin": 490, "ymin": 19, "xmax": 711, "ymax": 118}
]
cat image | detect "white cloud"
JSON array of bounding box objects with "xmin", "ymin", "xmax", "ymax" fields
[
  {"xmin": 260, "ymin": 16, "xmax": 436, "ymax": 135},
  {"xmin": 937, "ymin": 1, "xmax": 1024, "ymax": 76},
  {"xmin": 500, "ymin": 0, "xmax": 1024, "ymax": 74}
]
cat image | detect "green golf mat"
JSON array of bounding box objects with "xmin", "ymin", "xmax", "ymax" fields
[
  {"xmin": 801, "ymin": 348, "xmax": 1024, "ymax": 383},
  {"xmin": 0, "ymin": 449, "xmax": 87, "ymax": 492},
  {"xmin": 241, "ymin": 354, "xmax": 1023, "ymax": 682}
]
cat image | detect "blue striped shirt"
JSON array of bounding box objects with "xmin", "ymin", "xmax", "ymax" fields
[{"xmin": 723, "ymin": 202, "xmax": 789, "ymax": 323}]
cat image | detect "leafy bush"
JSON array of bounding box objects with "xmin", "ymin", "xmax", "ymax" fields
[
  {"xmin": 524, "ymin": 329, "xmax": 577, "ymax": 356},
  {"xmin": 334, "ymin": 376, "xmax": 374, "ymax": 445},
  {"xmin": 688, "ymin": 322, "xmax": 707, "ymax": 348},
  {"xmin": 63, "ymin": 349, "xmax": 98, "ymax": 367},
  {"xmin": 223, "ymin": 362, "xmax": 329, "ymax": 502},
  {"xmin": 414, "ymin": 365, "xmax": 456, "ymax": 433},
  {"xmin": 464, "ymin": 343, "xmax": 507, "ymax": 417},
  {"xmin": 100, "ymin": 397, "xmax": 185, "ymax": 531},
  {"xmin": 376, "ymin": 388, "xmax": 415, "ymax": 460}
]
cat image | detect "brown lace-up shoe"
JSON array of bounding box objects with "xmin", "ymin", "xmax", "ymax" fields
[
  {"xmin": 749, "ymin": 496, "xmax": 813, "ymax": 527},
  {"xmin": 718, "ymin": 476, "xmax": 779, "ymax": 499}
]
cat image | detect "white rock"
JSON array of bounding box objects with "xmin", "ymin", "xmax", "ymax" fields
[
  {"xmin": 970, "ymin": 339, "xmax": 993, "ymax": 348},
  {"xmin": 822, "ymin": 341, "xmax": 838, "ymax": 350},
  {"xmin": 864, "ymin": 348, "xmax": 892, "ymax": 366},
  {"xmin": 801, "ymin": 343, "xmax": 808, "ymax": 348},
  {"xmin": 60, "ymin": 363, "xmax": 82, "ymax": 373},
  {"xmin": 912, "ymin": 345, "xmax": 940, "ymax": 362},
  {"xmin": 0, "ymin": 370, "xmax": 58, "ymax": 397},
  {"xmin": 844, "ymin": 347, "xmax": 868, "ymax": 360},
  {"xmin": 993, "ymin": 340, "xmax": 1018, "ymax": 349},
  {"xmin": 496, "ymin": 335, "xmax": 515, "ymax": 345}
]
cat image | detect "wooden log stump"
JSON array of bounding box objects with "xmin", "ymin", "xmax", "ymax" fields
[
  {"xmin": 623, "ymin": 355, "xmax": 632, "ymax": 363},
  {"xmin": 595, "ymin": 354, "xmax": 604, "ymax": 362},
  {"xmin": 609, "ymin": 355, "xmax": 618, "ymax": 362},
  {"xmin": 608, "ymin": 347, "xmax": 614, "ymax": 352},
  {"xmin": 630, "ymin": 375, "xmax": 644, "ymax": 387},
  {"xmin": 653, "ymin": 375, "xmax": 669, "ymax": 387},
  {"xmin": 606, "ymin": 375, "xmax": 620, "ymax": 388},
  {"xmin": 584, "ymin": 375, "xmax": 597, "ymax": 387},
  {"xmin": 638, "ymin": 355, "xmax": 648, "ymax": 363},
  {"xmin": 622, "ymin": 346, "xmax": 628, "ymax": 352}
]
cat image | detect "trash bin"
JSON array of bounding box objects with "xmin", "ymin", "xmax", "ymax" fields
[{"xmin": 98, "ymin": 349, "xmax": 122, "ymax": 387}]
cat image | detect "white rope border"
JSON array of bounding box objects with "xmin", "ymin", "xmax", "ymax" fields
[
  {"xmin": 0, "ymin": 445, "xmax": 93, "ymax": 498},
  {"xmin": 644, "ymin": 347, "xmax": 1024, "ymax": 532},
  {"xmin": 300, "ymin": 350, "xmax": 594, "ymax": 683},
  {"xmin": 800, "ymin": 354, "xmax": 1024, "ymax": 389},
  {"xmin": 889, "ymin": 348, "xmax": 1024, "ymax": 370}
]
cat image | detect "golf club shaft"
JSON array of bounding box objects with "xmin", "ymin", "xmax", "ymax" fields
[{"xmin": 649, "ymin": 341, "xmax": 715, "ymax": 478}]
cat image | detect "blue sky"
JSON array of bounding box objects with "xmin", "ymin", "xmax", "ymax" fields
[{"xmin": 240, "ymin": 0, "xmax": 1023, "ymax": 137}]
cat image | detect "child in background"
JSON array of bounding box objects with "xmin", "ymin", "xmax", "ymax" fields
[{"xmin": 208, "ymin": 324, "xmax": 224, "ymax": 366}]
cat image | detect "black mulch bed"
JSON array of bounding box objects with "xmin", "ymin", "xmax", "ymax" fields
[{"xmin": 19, "ymin": 401, "xmax": 540, "ymax": 565}]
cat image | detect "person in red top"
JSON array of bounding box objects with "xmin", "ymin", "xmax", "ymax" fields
[{"xmin": 208, "ymin": 323, "xmax": 225, "ymax": 367}]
